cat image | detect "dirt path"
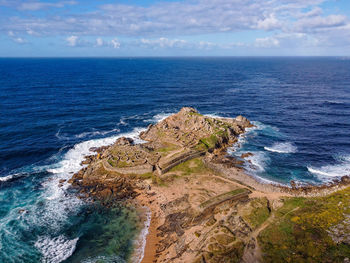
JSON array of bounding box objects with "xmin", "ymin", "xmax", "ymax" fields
[
  {"xmin": 242, "ymin": 206, "xmax": 300, "ymax": 263},
  {"xmin": 209, "ymin": 174, "xmax": 291, "ymax": 201}
]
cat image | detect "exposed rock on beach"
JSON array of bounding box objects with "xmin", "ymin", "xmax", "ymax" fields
[{"xmin": 68, "ymin": 107, "xmax": 350, "ymax": 263}]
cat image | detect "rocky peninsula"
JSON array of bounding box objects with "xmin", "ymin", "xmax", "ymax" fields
[{"xmin": 68, "ymin": 107, "xmax": 350, "ymax": 263}]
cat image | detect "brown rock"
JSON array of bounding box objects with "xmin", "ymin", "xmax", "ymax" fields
[
  {"xmin": 99, "ymin": 188, "xmax": 113, "ymax": 200},
  {"xmin": 240, "ymin": 152, "xmax": 253, "ymax": 159},
  {"xmin": 115, "ymin": 137, "xmax": 134, "ymax": 146}
]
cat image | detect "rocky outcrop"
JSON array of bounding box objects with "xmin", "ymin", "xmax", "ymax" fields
[
  {"xmin": 66, "ymin": 107, "xmax": 350, "ymax": 263},
  {"xmin": 68, "ymin": 107, "xmax": 253, "ymax": 202}
]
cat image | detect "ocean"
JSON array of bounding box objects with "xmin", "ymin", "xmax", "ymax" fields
[{"xmin": 1, "ymin": 57, "xmax": 350, "ymax": 262}]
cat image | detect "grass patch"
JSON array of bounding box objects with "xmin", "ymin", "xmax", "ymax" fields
[
  {"xmin": 189, "ymin": 112, "xmax": 202, "ymax": 117},
  {"xmin": 107, "ymin": 159, "xmax": 130, "ymax": 168},
  {"xmin": 155, "ymin": 144, "xmax": 178, "ymax": 155},
  {"xmin": 195, "ymin": 141, "xmax": 209, "ymax": 151},
  {"xmin": 200, "ymin": 134, "xmax": 219, "ymax": 150},
  {"xmin": 115, "ymin": 161, "xmax": 130, "ymax": 168},
  {"xmin": 169, "ymin": 158, "xmax": 208, "ymax": 176},
  {"xmin": 258, "ymin": 187, "xmax": 350, "ymax": 263},
  {"xmin": 107, "ymin": 159, "xmax": 115, "ymax": 167},
  {"xmin": 243, "ymin": 198, "xmax": 270, "ymax": 230},
  {"xmin": 136, "ymin": 172, "xmax": 166, "ymax": 186},
  {"xmin": 198, "ymin": 130, "xmax": 229, "ymax": 151}
]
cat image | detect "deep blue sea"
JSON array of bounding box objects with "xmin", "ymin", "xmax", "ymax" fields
[{"xmin": 1, "ymin": 57, "xmax": 350, "ymax": 262}]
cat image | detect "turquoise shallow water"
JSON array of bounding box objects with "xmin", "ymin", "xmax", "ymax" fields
[{"xmin": 1, "ymin": 57, "xmax": 350, "ymax": 262}]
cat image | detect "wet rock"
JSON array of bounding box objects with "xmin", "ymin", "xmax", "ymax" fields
[{"xmin": 240, "ymin": 152, "xmax": 253, "ymax": 159}]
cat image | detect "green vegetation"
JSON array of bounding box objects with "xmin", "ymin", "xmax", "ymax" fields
[
  {"xmin": 258, "ymin": 187, "xmax": 350, "ymax": 263},
  {"xmin": 195, "ymin": 141, "xmax": 209, "ymax": 151},
  {"xmin": 107, "ymin": 159, "xmax": 115, "ymax": 166},
  {"xmin": 115, "ymin": 161, "xmax": 129, "ymax": 168},
  {"xmin": 137, "ymin": 172, "xmax": 166, "ymax": 186},
  {"xmin": 243, "ymin": 197, "xmax": 270, "ymax": 230},
  {"xmin": 169, "ymin": 158, "xmax": 208, "ymax": 176},
  {"xmin": 155, "ymin": 144, "xmax": 178, "ymax": 156},
  {"xmin": 137, "ymin": 172, "xmax": 153, "ymax": 179},
  {"xmin": 107, "ymin": 158, "xmax": 130, "ymax": 168},
  {"xmin": 199, "ymin": 188, "xmax": 249, "ymax": 209},
  {"xmin": 155, "ymin": 145, "xmax": 177, "ymax": 153},
  {"xmin": 188, "ymin": 111, "xmax": 202, "ymax": 117},
  {"xmin": 200, "ymin": 134, "xmax": 220, "ymax": 150},
  {"xmin": 198, "ymin": 129, "xmax": 229, "ymax": 151},
  {"xmin": 204, "ymin": 241, "xmax": 245, "ymax": 263}
]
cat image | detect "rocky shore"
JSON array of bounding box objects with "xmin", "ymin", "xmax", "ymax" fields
[{"xmin": 67, "ymin": 107, "xmax": 350, "ymax": 263}]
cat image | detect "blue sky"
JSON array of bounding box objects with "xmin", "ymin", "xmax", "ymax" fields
[{"xmin": 0, "ymin": 0, "xmax": 350, "ymax": 56}]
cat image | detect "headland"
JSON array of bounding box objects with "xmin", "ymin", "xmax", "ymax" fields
[{"xmin": 67, "ymin": 107, "xmax": 350, "ymax": 263}]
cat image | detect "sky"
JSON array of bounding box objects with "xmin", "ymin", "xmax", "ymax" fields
[{"xmin": 0, "ymin": 0, "xmax": 350, "ymax": 56}]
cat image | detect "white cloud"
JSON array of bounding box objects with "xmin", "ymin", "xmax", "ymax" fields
[
  {"xmin": 65, "ymin": 36, "xmax": 121, "ymax": 48},
  {"xmin": 256, "ymin": 14, "xmax": 280, "ymax": 31},
  {"xmin": 255, "ymin": 37, "xmax": 280, "ymax": 48},
  {"xmin": 198, "ymin": 41, "xmax": 216, "ymax": 49},
  {"xmin": 297, "ymin": 7, "xmax": 323, "ymax": 18},
  {"xmin": 66, "ymin": 35, "xmax": 78, "ymax": 46},
  {"xmin": 1, "ymin": 0, "xmax": 323, "ymax": 36},
  {"xmin": 1, "ymin": 0, "xmax": 350, "ymax": 52},
  {"xmin": 295, "ymin": 14, "xmax": 347, "ymax": 32},
  {"xmin": 96, "ymin": 37, "xmax": 103, "ymax": 47},
  {"xmin": 18, "ymin": 1, "xmax": 77, "ymax": 11},
  {"xmin": 7, "ymin": 30, "xmax": 27, "ymax": 44},
  {"xmin": 110, "ymin": 38, "xmax": 120, "ymax": 49},
  {"xmin": 13, "ymin": 37, "xmax": 27, "ymax": 44},
  {"xmin": 140, "ymin": 37, "xmax": 188, "ymax": 48}
]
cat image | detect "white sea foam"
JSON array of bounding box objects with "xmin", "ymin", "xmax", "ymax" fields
[
  {"xmin": 204, "ymin": 113, "xmax": 224, "ymax": 118},
  {"xmin": 118, "ymin": 117, "xmax": 128, "ymax": 126},
  {"xmin": 33, "ymin": 127, "xmax": 146, "ymax": 257},
  {"xmin": 74, "ymin": 128, "xmax": 120, "ymax": 139},
  {"xmin": 251, "ymin": 121, "xmax": 281, "ymax": 133},
  {"xmin": 264, "ymin": 142, "xmax": 297, "ymax": 154},
  {"xmin": 143, "ymin": 113, "xmax": 172, "ymax": 123},
  {"xmin": 39, "ymin": 127, "xmax": 146, "ymax": 220},
  {"xmin": 0, "ymin": 173, "xmax": 26, "ymax": 182},
  {"xmin": 2, "ymin": 122, "xmax": 151, "ymax": 262},
  {"xmin": 307, "ymin": 154, "xmax": 350, "ymax": 179},
  {"xmin": 55, "ymin": 128, "xmax": 71, "ymax": 140},
  {"xmin": 35, "ymin": 235, "xmax": 78, "ymax": 263},
  {"xmin": 244, "ymin": 151, "xmax": 270, "ymax": 173},
  {"xmin": 81, "ymin": 255, "xmax": 125, "ymax": 263},
  {"xmin": 324, "ymin": 100, "xmax": 344, "ymax": 105},
  {"xmin": 131, "ymin": 207, "xmax": 151, "ymax": 263},
  {"xmin": 47, "ymin": 127, "xmax": 146, "ymax": 175},
  {"xmin": 56, "ymin": 127, "xmax": 121, "ymax": 140}
]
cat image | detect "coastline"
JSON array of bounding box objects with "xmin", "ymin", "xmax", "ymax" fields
[
  {"xmin": 133, "ymin": 162, "xmax": 350, "ymax": 263},
  {"xmin": 140, "ymin": 209, "xmax": 160, "ymax": 263},
  {"xmin": 67, "ymin": 108, "xmax": 350, "ymax": 263},
  {"xmin": 134, "ymin": 188, "xmax": 163, "ymax": 263}
]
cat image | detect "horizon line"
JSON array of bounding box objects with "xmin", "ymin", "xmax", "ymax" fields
[{"xmin": 0, "ymin": 55, "xmax": 348, "ymax": 59}]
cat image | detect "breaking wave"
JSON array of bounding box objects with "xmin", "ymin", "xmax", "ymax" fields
[
  {"xmin": 307, "ymin": 155, "xmax": 350, "ymax": 179},
  {"xmin": 243, "ymin": 151, "xmax": 270, "ymax": 173},
  {"xmin": 143, "ymin": 113, "xmax": 173, "ymax": 123},
  {"xmin": 0, "ymin": 172, "xmax": 27, "ymax": 182},
  {"xmin": 56, "ymin": 128, "xmax": 121, "ymax": 140},
  {"xmin": 131, "ymin": 207, "xmax": 151, "ymax": 263},
  {"xmin": 264, "ymin": 142, "xmax": 297, "ymax": 154},
  {"xmin": 35, "ymin": 235, "xmax": 79, "ymax": 263}
]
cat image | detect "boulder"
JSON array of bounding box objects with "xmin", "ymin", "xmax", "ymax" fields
[{"xmin": 115, "ymin": 137, "xmax": 134, "ymax": 146}]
